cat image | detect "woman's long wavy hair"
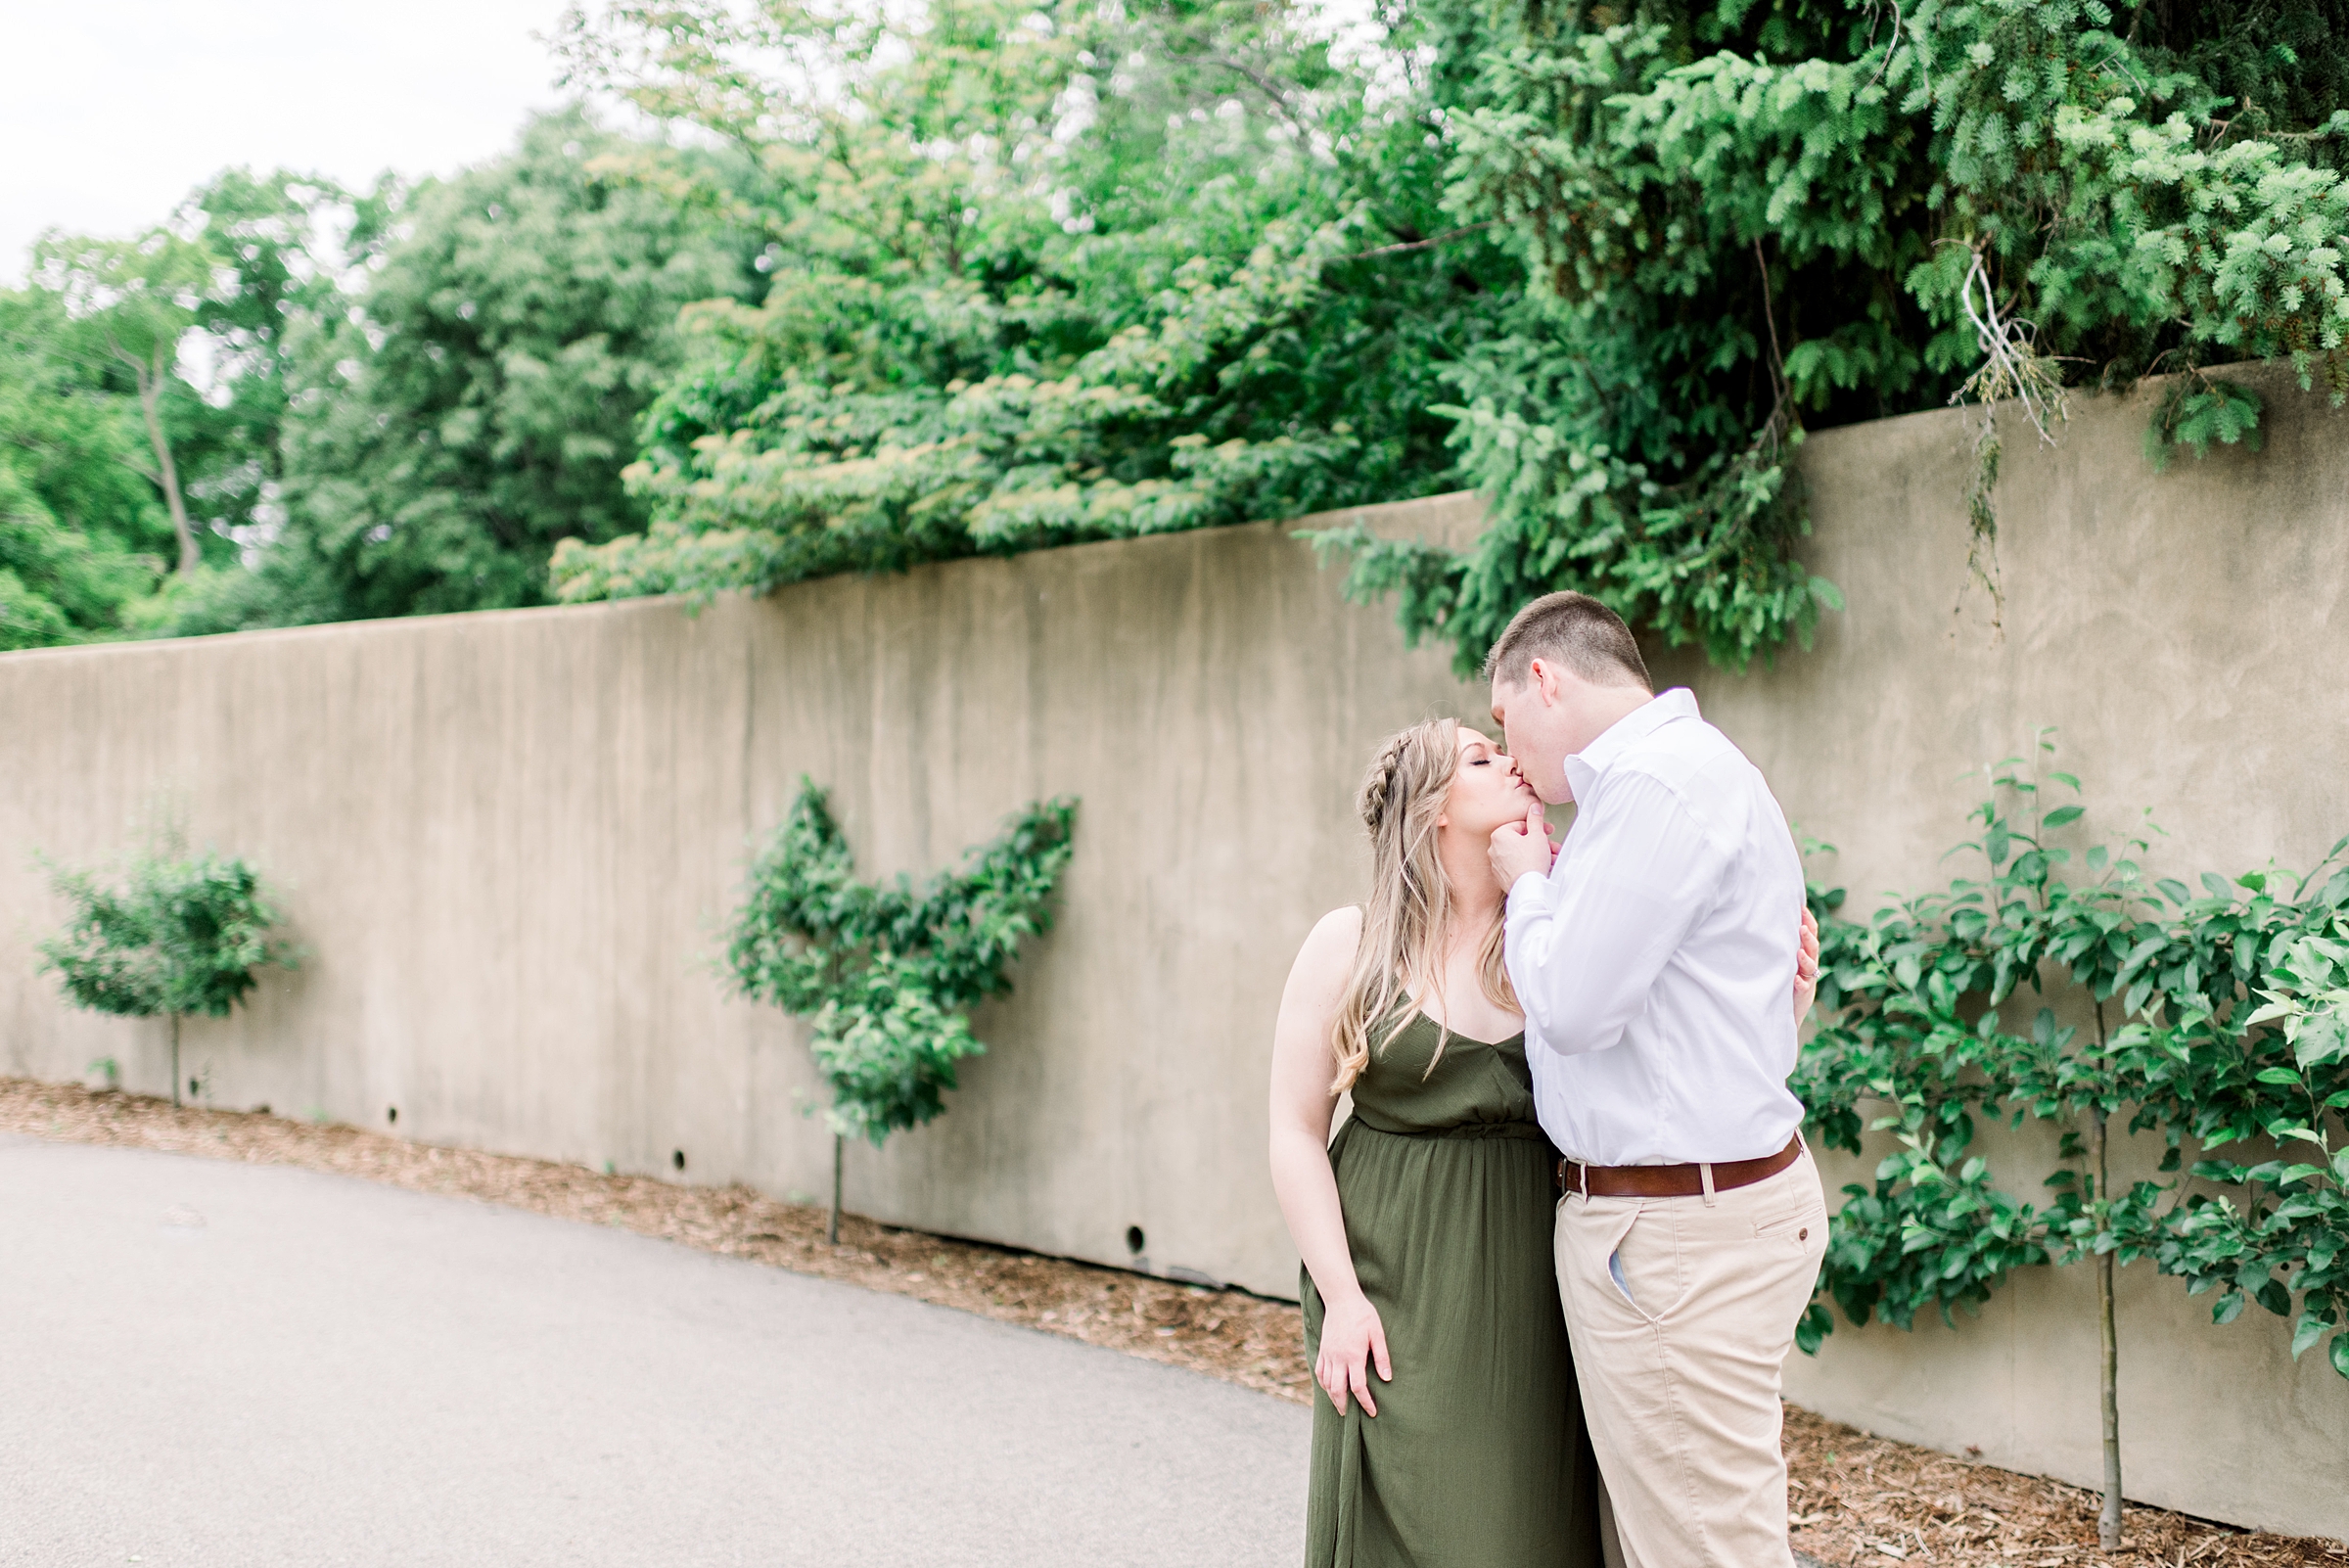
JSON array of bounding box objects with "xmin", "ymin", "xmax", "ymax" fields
[{"xmin": 1329, "ymin": 717, "xmax": 1517, "ymax": 1094}]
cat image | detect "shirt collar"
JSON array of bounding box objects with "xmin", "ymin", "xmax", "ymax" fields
[{"xmin": 1561, "ymin": 688, "xmax": 1699, "ymax": 799}]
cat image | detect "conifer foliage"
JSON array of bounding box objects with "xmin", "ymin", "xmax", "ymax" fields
[{"xmin": 1326, "ymin": 0, "xmax": 2349, "ymax": 672}]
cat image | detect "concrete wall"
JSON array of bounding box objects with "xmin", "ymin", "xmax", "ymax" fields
[
  {"xmin": 4, "ymin": 365, "xmax": 2345, "ymax": 1532},
  {"xmin": 0, "ymin": 492, "xmax": 1490, "ymax": 1308},
  {"xmin": 1662, "ymin": 359, "xmax": 2349, "ymax": 1538}
]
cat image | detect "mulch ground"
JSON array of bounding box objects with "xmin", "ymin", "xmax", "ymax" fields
[
  {"xmin": 6, "ymin": 1078, "xmax": 2339, "ymax": 1565},
  {"xmin": 1781, "ymin": 1406, "xmax": 2343, "ymax": 1566}
]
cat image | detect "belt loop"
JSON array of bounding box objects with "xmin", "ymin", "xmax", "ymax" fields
[
  {"xmin": 1578, "ymin": 1160, "xmax": 1589, "ymax": 1200},
  {"xmin": 1700, "ymin": 1162, "xmax": 1717, "ymax": 1206}
]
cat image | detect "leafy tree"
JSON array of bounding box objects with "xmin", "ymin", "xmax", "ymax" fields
[
  {"xmin": 38, "ymin": 836, "xmax": 297, "ymax": 1109},
  {"xmin": 725, "ymin": 779, "xmax": 1078, "ymax": 1240},
  {"xmin": 1, "ymin": 170, "xmax": 381, "ymax": 646},
  {"xmin": 0, "ymin": 287, "xmax": 173, "ymax": 649},
  {"xmin": 174, "ymin": 170, "xmax": 397, "ymax": 552},
  {"xmin": 31, "ymin": 230, "xmax": 220, "ymax": 579},
  {"xmin": 545, "ymin": 0, "xmax": 1514, "ymax": 604},
  {"xmin": 157, "ymin": 110, "xmax": 764, "ymax": 633}
]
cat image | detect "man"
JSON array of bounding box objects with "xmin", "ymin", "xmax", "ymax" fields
[{"xmin": 1484, "ymin": 590, "xmax": 1827, "ymax": 1568}]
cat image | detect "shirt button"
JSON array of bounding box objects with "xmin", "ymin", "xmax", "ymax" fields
[{"xmin": 1799, "ymin": 1228, "xmax": 1809, "ymax": 1241}]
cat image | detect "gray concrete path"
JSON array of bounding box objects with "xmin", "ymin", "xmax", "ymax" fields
[{"xmin": 0, "ymin": 1134, "xmax": 1308, "ymax": 1567}]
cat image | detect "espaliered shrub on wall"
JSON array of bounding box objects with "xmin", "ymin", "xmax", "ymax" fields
[
  {"xmin": 725, "ymin": 779, "xmax": 1079, "ymax": 1240},
  {"xmin": 1796, "ymin": 740, "xmax": 2349, "ymax": 1547}
]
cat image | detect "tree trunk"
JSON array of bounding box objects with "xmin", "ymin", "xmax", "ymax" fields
[
  {"xmin": 829, "ymin": 1132, "xmax": 844, "ymax": 1245},
  {"xmin": 169, "ymin": 1013, "xmax": 183, "ymax": 1109},
  {"xmin": 131, "ymin": 347, "xmax": 200, "ymax": 577},
  {"xmin": 2094, "ymin": 1105, "xmax": 2123, "ymax": 1550}
]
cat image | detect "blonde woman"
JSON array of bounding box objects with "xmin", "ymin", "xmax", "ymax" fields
[{"xmin": 1270, "ymin": 719, "xmax": 1818, "ymax": 1567}]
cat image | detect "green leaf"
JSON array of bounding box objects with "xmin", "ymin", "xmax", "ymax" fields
[
  {"xmin": 2215, "ymin": 1290, "xmax": 2247, "ymax": 1325},
  {"xmin": 2256, "ymin": 1067, "xmax": 2304, "ymax": 1086},
  {"xmin": 2202, "ymin": 873, "xmax": 2236, "ymax": 899},
  {"xmin": 2295, "ymin": 1019, "xmax": 2346, "ymax": 1070},
  {"xmin": 2334, "ymin": 1334, "xmax": 2349, "ymax": 1381},
  {"xmin": 2043, "ymin": 806, "xmax": 2083, "ymax": 828}
]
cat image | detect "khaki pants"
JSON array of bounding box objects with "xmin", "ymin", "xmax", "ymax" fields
[{"xmin": 1554, "ymin": 1148, "xmax": 1829, "ymax": 1568}]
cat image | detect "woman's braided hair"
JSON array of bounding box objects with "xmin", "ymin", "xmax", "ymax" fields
[
  {"xmin": 1329, "ymin": 717, "xmax": 1517, "ymax": 1093},
  {"xmin": 1357, "ymin": 727, "xmax": 1415, "ymax": 834}
]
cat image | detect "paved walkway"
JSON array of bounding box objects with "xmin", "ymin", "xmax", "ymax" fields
[{"xmin": 0, "ymin": 1134, "xmax": 1308, "ymax": 1567}]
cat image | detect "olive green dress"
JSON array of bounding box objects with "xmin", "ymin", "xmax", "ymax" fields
[{"xmin": 1302, "ymin": 1009, "xmax": 1604, "ymax": 1568}]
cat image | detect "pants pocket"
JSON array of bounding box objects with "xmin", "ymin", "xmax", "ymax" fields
[
  {"xmin": 1608, "ymin": 1247, "xmax": 1635, "ymax": 1307},
  {"xmin": 1752, "ymin": 1203, "xmax": 1821, "ymax": 1243}
]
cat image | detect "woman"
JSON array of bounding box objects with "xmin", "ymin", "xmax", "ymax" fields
[{"xmin": 1269, "ymin": 718, "xmax": 1818, "ymax": 1567}]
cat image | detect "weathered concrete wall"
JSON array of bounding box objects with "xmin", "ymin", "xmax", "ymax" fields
[
  {"xmin": 4, "ymin": 365, "xmax": 2345, "ymax": 1534},
  {"xmin": 0, "ymin": 493, "xmax": 1488, "ymax": 1309},
  {"xmin": 1661, "ymin": 360, "xmax": 2349, "ymax": 1538}
]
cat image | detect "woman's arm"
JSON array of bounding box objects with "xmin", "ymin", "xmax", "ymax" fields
[{"xmin": 1268, "ymin": 905, "xmax": 1391, "ymax": 1416}]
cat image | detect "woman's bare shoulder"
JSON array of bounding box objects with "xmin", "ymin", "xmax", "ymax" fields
[{"xmin": 1288, "ymin": 905, "xmax": 1364, "ymax": 989}]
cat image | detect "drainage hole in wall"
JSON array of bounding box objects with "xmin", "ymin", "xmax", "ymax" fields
[
  {"xmin": 387, "ymin": 1106, "xmax": 398, "ymax": 1126},
  {"xmin": 1126, "ymin": 1225, "xmax": 1145, "ymax": 1255},
  {"xmin": 672, "ymin": 1149, "xmax": 687, "ymax": 1172}
]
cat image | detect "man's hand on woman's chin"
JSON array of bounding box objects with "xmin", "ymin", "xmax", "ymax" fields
[{"xmin": 1489, "ymin": 801, "xmax": 1557, "ymax": 891}]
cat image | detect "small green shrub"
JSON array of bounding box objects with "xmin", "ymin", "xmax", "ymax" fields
[{"xmin": 38, "ymin": 836, "xmax": 297, "ymax": 1107}]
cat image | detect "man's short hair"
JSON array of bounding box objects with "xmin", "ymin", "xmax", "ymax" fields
[{"xmin": 1482, "ymin": 592, "xmax": 1652, "ymax": 692}]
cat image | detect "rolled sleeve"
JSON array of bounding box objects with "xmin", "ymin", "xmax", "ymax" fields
[{"xmin": 1505, "ymin": 770, "xmax": 1727, "ymax": 1058}]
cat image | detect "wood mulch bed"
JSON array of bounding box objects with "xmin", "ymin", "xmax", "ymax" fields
[
  {"xmin": 1782, "ymin": 1405, "xmax": 2343, "ymax": 1566},
  {"xmin": 6, "ymin": 1078, "xmax": 2340, "ymax": 1564}
]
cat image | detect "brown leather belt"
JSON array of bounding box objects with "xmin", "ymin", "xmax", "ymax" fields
[{"xmin": 1558, "ymin": 1134, "xmax": 1803, "ymax": 1199}]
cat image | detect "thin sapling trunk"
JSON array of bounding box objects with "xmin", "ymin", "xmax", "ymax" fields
[
  {"xmin": 830, "ymin": 1131, "xmax": 844, "ymax": 1245},
  {"xmin": 2094, "ymin": 1103, "xmax": 2123, "ymax": 1550},
  {"xmin": 169, "ymin": 1012, "xmax": 183, "ymax": 1109}
]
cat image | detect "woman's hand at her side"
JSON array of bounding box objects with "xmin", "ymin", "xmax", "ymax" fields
[{"xmin": 1315, "ymin": 1289, "xmax": 1393, "ymax": 1416}]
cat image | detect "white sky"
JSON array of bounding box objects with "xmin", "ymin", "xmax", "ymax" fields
[{"xmin": 0, "ymin": 0, "xmax": 585, "ymax": 281}]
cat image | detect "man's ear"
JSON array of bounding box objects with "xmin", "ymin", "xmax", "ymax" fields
[{"xmin": 1528, "ymin": 656, "xmax": 1568, "ymax": 708}]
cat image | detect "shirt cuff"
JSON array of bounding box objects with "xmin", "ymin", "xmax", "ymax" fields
[{"xmin": 1504, "ymin": 869, "xmax": 1553, "ymax": 915}]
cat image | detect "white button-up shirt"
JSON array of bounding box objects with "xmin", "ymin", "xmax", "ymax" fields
[{"xmin": 1504, "ymin": 688, "xmax": 1807, "ymax": 1166}]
